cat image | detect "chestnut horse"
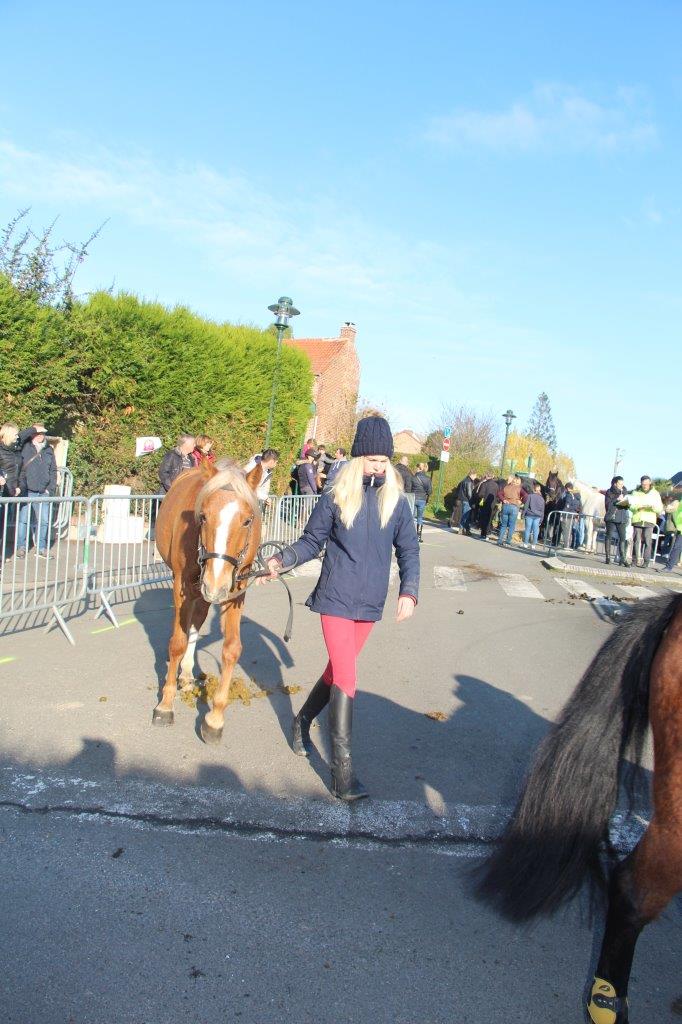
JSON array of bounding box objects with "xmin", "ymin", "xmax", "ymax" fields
[
  {"xmin": 151, "ymin": 459, "xmax": 262, "ymax": 743},
  {"xmin": 476, "ymin": 592, "xmax": 682, "ymax": 1022}
]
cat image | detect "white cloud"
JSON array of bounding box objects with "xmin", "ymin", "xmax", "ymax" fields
[{"xmin": 425, "ymin": 83, "xmax": 657, "ymax": 153}]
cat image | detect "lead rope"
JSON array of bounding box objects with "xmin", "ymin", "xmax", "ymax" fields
[{"xmin": 223, "ymin": 541, "xmax": 298, "ymax": 642}]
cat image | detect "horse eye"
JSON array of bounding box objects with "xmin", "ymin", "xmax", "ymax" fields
[
  {"xmin": 199, "ymin": 513, "xmax": 207, "ymax": 525},
  {"xmin": 244, "ymin": 518, "xmax": 253, "ymax": 527}
]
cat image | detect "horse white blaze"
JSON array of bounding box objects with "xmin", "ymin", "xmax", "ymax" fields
[{"xmin": 205, "ymin": 500, "xmax": 239, "ymax": 593}]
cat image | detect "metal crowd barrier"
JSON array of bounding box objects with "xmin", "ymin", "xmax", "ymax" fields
[
  {"xmin": 0, "ymin": 489, "xmax": 422, "ymax": 645},
  {"xmin": 86, "ymin": 493, "xmax": 169, "ymax": 627},
  {"xmin": 0, "ymin": 495, "xmax": 89, "ymax": 644},
  {"xmin": 544, "ymin": 510, "xmax": 661, "ymax": 563}
]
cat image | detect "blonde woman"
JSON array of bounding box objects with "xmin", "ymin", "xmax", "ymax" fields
[
  {"xmin": 0, "ymin": 423, "xmax": 20, "ymax": 497},
  {"xmin": 266, "ymin": 416, "xmax": 419, "ymax": 801}
]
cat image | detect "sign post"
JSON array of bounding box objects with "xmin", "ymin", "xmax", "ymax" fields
[{"xmin": 434, "ymin": 427, "xmax": 452, "ymax": 512}]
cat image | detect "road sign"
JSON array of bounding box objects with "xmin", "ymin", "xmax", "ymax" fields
[
  {"xmin": 439, "ymin": 450, "xmax": 450, "ymax": 463},
  {"xmin": 442, "ymin": 438, "xmax": 451, "ymax": 452},
  {"xmin": 443, "ymin": 426, "xmax": 452, "ymax": 438}
]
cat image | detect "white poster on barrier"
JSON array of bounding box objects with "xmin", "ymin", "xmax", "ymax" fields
[{"xmin": 135, "ymin": 436, "xmax": 162, "ymax": 457}]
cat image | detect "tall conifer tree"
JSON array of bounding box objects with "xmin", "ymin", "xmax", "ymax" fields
[{"xmin": 527, "ymin": 392, "xmax": 557, "ymax": 453}]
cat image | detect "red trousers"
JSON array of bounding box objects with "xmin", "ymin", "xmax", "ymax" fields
[{"xmin": 320, "ymin": 614, "xmax": 375, "ymax": 698}]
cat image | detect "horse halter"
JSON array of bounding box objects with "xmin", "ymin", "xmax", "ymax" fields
[{"xmin": 197, "ymin": 506, "xmax": 255, "ymax": 597}]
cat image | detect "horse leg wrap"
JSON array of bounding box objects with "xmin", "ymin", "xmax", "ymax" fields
[{"xmin": 587, "ymin": 978, "xmax": 629, "ymax": 1024}]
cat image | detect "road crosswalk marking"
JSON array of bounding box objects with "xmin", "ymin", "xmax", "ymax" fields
[
  {"xmin": 553, "ymin": 577, "xmax": 619, "ymax": 608},
  {"xmin": 617, "ymin": 585, "xmax": 656, "ymax": 600},
  {"xmin": 497, "ymin": 573, "xmax": 544, "ymax": 600},
  {"xmin": 433, "ymin": 566, "xmax": 467, "ymax": 591}
]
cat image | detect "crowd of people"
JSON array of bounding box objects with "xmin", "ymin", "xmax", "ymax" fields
[
  {"xmin": 445, "ymin": 468, "xmax": 681, "ymax": 573},
  {"xmin": 0, "ymin": 421, "xmax": 59, "ymax": 557}
]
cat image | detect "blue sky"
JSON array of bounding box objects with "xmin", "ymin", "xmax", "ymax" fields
[{"xmin": 1, "ymin": 0, "xmax": 680, "ymax": 483}]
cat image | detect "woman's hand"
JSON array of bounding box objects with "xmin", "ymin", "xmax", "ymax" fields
[
  {"xmin": 257, "ymin": 556, "xmax": 283, "ymax": 584},
  {"xmin": 396, "ymin": 595, "xmax": 415, "ymax": 622}
]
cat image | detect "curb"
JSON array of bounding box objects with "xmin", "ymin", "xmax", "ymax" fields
[
  {"xmin": 541, "ymin": 556, "xmax": 682, "ymax": 589},
  {"xmin": 0, "ymin": 766, "xmax": 646, "ymax": 855}
]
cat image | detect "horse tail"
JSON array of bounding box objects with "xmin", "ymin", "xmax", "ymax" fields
[{"xmin": 475, "ymin": 591, "xmax": 682, "ymax": 922}]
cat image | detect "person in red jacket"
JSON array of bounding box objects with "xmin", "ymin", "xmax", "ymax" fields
[{"xmin": 192, "ymin": 435, "xmax": 216, "ymax": 467}]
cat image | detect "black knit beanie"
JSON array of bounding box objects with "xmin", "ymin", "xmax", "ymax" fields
[{"xmin": 350, "ymin": 416, "xmax": 394, "ymax": 459}]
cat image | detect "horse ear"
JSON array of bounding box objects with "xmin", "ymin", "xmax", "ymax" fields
[
  {"xmin": 200, "ymin": 460, "xmax": 217, "ymax": 478},
  {"xmin": 245, "ymin": 462, "xmax": 263, "ymax": 493}
]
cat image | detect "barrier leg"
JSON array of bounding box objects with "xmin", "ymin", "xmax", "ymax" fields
[
  {"xmin": 45, "ymin": 605, "xmax": 76, "ymax": 646},
  {"xmin": 95, "ymin": 592, "xmax": 119, "ymax": 628}
]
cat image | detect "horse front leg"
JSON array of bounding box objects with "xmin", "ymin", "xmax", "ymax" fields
[
  {"xmin": 200, "ymin": 600, "xmax": 243, "ymax": 745},
  {"xmin": 152, "ymin": 584, "xmax": 194, "ymax": 726},
  {"xmin": 178, "ymin": 599, "xmax": 210, "ymax": 689}
]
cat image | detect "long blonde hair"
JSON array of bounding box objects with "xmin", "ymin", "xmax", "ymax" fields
[
  {"xmin": 0, "ymin": 422, "xmax": 19, "ymax": 446},
  {"xmin": 331, "ymin": 456, "xmax": 403, "ymax": 529}
]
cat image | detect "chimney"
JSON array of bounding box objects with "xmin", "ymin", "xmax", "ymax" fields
[{"xmin": 339, "ymin": 321, "xmax": 357, "ymax": 343}]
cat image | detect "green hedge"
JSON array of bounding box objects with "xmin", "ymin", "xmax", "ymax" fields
[{"xmin": 0, "ymin": 278, "xmax": 313, "ymax": 493}]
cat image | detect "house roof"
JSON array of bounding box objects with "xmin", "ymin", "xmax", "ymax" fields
[
  {"xmin": 284, "ymin": 338, "xmax": 346, "ymax": 375},
  {"xmin": 395, "ymin": 429, "xmax": 425, "ymax": 443}
]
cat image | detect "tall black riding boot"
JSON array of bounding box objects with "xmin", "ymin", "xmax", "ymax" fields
[
  {"xmin": 328, "ymin": 686, "xmax": 368, "ymax": 801},
  {"xmin": 291, "ymin": 677, "xmax": 331, "ymax": 757}
]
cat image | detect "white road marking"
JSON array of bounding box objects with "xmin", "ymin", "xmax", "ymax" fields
[
  {"xmin": 433, "ymin": 566, "xmax": 467, "ymax": 591},
  {"xmin": 553, "ymin": 577, "xmax": 619, "ymax": 608},
  {"xmin": 617, "ymin": 585, "xmax": 656, "ymax": 600},
  {"xmin": 497, "ymin": 573, "xmax": 544, "ymax": 599}
]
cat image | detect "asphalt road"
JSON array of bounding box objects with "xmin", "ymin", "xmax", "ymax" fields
[{"xmin": 1, "ymin": 523, "xmax": 680, "ymax": 1022}]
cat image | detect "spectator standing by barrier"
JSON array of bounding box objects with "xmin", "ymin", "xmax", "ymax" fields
[
  {"xmin": 264, "ymin": 415, "xmax": 419, "ymax": 801},
  {"xmin": 604, "ymin": 476, "xmax": 629, "ymax": 565},
  {"xmin": 158, "ymin": 434, "xmax": 196, "ymax": 493},
  {"xmin": 628, "ymin": 475, "xmax": 664, "ymax": 568},
  {"xmin": 496, "ymin": 475, "xmax": 527, "ymax": 547},
  {"xmin": 315, "ymin": 445, "xmax": 334, "ymax": 491},
  {"xmin": 395, "ymin": 456, "xmax": 415, "ymax": 495},
  {"xmin": 412, "ymin": 462, "xmax": 432, "ymax": 541},
  {"xmin": 557, "ymin": 482, "xmax": 582, "ymax": 549},
  {"xmin": 244, "ymin": 448, "xmax": 280, "ymax": 502},
  {"xmin": 324, "ymin": 448, "xmax": 348, "ymax": 491},
  {"xmin": 296, "ymin": 452, "xmax": 318, "ymax": 495},
  {"xmin": 0, "ymin": 422, "xmax": 20, "ymax": 498},
  {"xmin": 16, "ymin": 424, "xmax": 58, "ymax": 557},
  {"xmin": 660, "ymin": 494, "xmax": 679, "ymax": 557},
  {"xmin": 522, "ymin": 483, "xmax": 545, "ymax": 549},
  {"xmin": 192, "ymin": 435, "xmax": 216, "ymax": 467}
]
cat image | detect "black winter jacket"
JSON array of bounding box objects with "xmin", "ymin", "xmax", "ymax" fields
[
  {"xmin": 394, "ymin": 463, "xmax": 415, "ymax": 494},
  {"xmin": 604, "ymin": 487, "xmax": 628, "ymax": 524},
  {"xmin": 412, "ymin": 471, "xmax": 432, "ymax": 500},
  {"xmin": 281, "ymin": 476, "xmax": 420, "ymax": 621},
  {"xmin": 159, "ymin": 449, "xmax": 192, "ymax": 492},
  {"xmin": 0, "ymin": 443, "xmax": 20, "ymax": 496},
  {"xmin": 456, "ymin": 476, "xmax": 476, "ymax": 503},
  {"xmin": 19, "ymin": 441, "xmax": 58, "ymax": 495},
  {"xmin": 558, "ymin": 491, "xmax": 582, "ymax": 515}
]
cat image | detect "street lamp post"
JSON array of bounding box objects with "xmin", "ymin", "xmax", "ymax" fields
[
  {"xmin": 500, "ymin": 409, "xmax": 516, "ymax": 476},
  {"xmin": 264, "ymin": 296, "xmax": 300, "ymax": 449}
]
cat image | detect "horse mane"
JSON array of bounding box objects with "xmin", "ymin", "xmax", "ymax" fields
[{"xmin": 194, "ymin": 459, "xmax": 260, "ymax": 520}]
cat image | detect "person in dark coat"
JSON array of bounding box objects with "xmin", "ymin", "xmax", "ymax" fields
[
  {"xmin": 264, "ymin": 416, "xmax": 419, "ymax": 801},
  {"xmin": 473, "ymin": 474, "xmax": 499, "ymax": 539},
  {"xmin": 411, "ymin": 462, "xmax": 432, "ymax": 540},
  {"xmin": 296, "ymin": 453, "xmax": 318, "ymax": 495},
  {"xmin": 557, "ymin": 482, "xmax": 582, "ymax": 549},
  {"xmin": 451, "ymin": 471, "xmax": 478, "ymax": 535},
  {"xmin": 603, "ymin": 476, "xmax": 629, "ymax": 566},
  {"xmin": 158, "ymin": 434, "xmax": 196, "ymax": 492},
  {"xmin": 0, "ymin": 422, "xmax": 21, "ymax": 498},
  {"xmin": 394, "ymin": 456, "xmax": 415, "ymax": 494},
  {"xmin": 16, "ymin": 423, "xmax": 58, "ymax": 557}
]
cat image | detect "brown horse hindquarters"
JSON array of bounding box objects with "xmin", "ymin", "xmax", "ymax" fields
[{"xmin": 632, "ymin": 604, "xmax": 682, "ymax": 921}]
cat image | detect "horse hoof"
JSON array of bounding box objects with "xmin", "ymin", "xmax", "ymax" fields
[
  {"xmin": 152, "ymin": 708, "xmax": 175, "ymax": 727},
  {"xmin": 201, "ymin": 721, "xmax": 223, "ymax": 745}
]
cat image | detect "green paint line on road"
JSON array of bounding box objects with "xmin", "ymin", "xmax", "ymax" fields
[
  {"xmin": 92, "ymin": 617, "xmax": 137, "ymax": 635},
  {"xmin": 0, "ymin": 656, "xmax": 17, "ymax": 665}
]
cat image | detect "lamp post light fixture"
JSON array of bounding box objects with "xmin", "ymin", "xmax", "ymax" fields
[
  {"xmin": 264, "ymin": 296, "xmax": 300, "ymax": 449},
  {"xmin": 500, "ymin": 408, "xmax": 516, "ymax": 475}
]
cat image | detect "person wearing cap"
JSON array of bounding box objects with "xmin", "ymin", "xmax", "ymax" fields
[
  {"xmin": 263, "ymin": 415, "xmax": 420, "ymax": 801},
  {"xmin": 16, "ymin": 423, "xmax": 58, "ymax": 557}
]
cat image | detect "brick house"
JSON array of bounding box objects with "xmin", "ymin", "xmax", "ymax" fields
[
  {"xmin": 394, "ymin": 430, "xmax": 425, "ymax": 455},
  {"xmin": 284, "ymin": 322, "xmax": 360, "ymax": 445}
]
